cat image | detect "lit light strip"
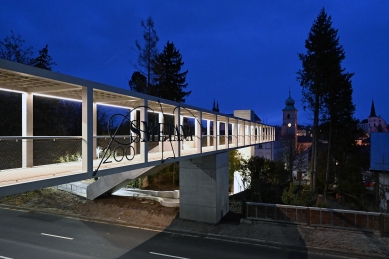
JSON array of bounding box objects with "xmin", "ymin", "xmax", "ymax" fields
[
  {"xmin": 0, "ymin": 87, "xmax": 25, "ymax": 94},
  {"xmin": 96, "ymin": 102, "xmax": 132, "ymax": 109},
  {"xmin": 96, "ymin": 103, "xmax": 175, "ymax": 116},
  {"xmin": 33, "ymin": 93, "xmax": 82, "ymax": 102}
]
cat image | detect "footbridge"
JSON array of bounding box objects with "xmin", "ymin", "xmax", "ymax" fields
[{"xmin": 0, "ymin": 59, "xmax": 275, "ymax": 223}]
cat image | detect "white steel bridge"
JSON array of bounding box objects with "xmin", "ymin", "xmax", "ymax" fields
[{"xmin": 0, "ymin": 59, "xmax": 275, "ymax": 223}]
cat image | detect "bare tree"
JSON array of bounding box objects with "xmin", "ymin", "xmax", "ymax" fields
[
  {"xmin": 133, "ymin": 17, "xmax": 159, "ymax": 92},
  {"xmin": 0, "ymin": 31, "xmax": 33, "ymax": 64}
]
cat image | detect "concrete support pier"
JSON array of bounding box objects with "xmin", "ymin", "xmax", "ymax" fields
[{"xmin": 179, "ymin": 152, "xmax": 229, "ymax": 224}]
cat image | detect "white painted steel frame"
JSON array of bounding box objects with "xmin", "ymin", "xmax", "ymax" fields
[{"xmin": 0, "ymin": 59, "xmax": 275, "ymax": 196}]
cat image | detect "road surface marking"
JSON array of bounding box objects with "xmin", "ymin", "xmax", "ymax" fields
[
  {"xmin": 149, "ymin": 252, "xmax": 189, "ymax": 259},
  {"xmin": 41, "ymin": 233, "xmax": 74, "ymax": 240},
  {"xmin": 0, "ymin": 255, "xmax": 13, "ymax": 259}
]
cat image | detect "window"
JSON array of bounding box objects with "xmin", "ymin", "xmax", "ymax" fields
[{"xmin": 287, "ymin": 114, "xmax": 290, "ymax": 119}]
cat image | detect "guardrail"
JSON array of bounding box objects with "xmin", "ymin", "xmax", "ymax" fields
[
  {"xmin": 246, "ymin": 202, "xmax": 389, "ymax": 237},
  {"xmin": 0, "ymin": 136, "xmax": 82, "ymax": 170},
  {"xmin": 57, "ymin": 183, "xmax": 87, "ymax": 198}
]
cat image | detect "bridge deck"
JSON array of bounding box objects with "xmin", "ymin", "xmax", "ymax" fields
[{"xmin": 0, "ymin": 146, "xmax": 224, "ymax": 188}]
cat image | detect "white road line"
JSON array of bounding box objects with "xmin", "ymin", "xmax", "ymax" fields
[
  {"xmin": 0, "ymin": 255, "xmax": 13, "ymax": 259},
  {"xmin": 149, "ymin": 252, "xmax": 189, "ymax": 259},
  {"xmin": 41, "ymin": 233, "xmax": 74, "ymax": 240}
]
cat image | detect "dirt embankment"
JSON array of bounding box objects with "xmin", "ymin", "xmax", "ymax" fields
[{"xmin": 0, "ymin": 188, "xmax": 179, "ymax": 228}]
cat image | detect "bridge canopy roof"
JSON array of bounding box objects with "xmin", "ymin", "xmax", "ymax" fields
[{"xmin": 0, "ymin": 59, "xmax": 272, "ymax": 123}]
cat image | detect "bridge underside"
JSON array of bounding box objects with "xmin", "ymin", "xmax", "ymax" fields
[{"xmin": 0, "ymin": 145, "xmax": 251, "ymax": 197}]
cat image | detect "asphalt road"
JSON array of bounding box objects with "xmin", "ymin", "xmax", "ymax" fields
[{"xmin": 0, "ymin": 207, "xmax": 347, "ymax": 259}]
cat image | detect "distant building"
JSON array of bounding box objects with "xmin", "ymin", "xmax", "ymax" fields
[
  {"xmin": 235, "ymin": 93, "xmax": 310, "ymax": 193},
  {"xmin": 233, "ymin": 110, "xmax": 261, "ymax": 123},
  {"xmin": 281, "ymin": 91, "xmax": 298, "ymax": 137},
  {"xmin": 297, "ymin": 127, "xmax": 307, "ymax": 136},
  {"xmin": 255, "ymin": 92, "xmax": 303, "ymax": 161},
  {"xmin": 370, "ymin": 132, "xmax": 389, "ymax": 212},
  {"xmin": 359, "ymin": 100, "xmax": 388, "ymax": 136},
  {"xmin": 211, "ymin": 100, "xmax": 220, "ymax": 112}
]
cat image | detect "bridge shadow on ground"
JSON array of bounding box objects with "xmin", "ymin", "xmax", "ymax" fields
[{"xmin": 114, "ymin": 199, "xmax": 309, "ymax": 259}]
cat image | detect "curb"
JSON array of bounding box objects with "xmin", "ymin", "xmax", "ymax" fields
[
  {"xmin": 164, "ymin": 228, "xmax": 388, "ymax": 259},
  {"xmin": 0, "ymin": 204, "xmax": 166, "ymax": 232},
  {"xmin": 0, "ymin": 204, "xmax": 388, "ymax": 259}
]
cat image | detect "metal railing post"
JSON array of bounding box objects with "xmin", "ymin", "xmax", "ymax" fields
[{"xmin": 306, "ymin": 208, "xmax": 310, "ymax": 226}]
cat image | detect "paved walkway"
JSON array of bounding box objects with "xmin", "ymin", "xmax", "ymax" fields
[
  {"xmin": 57, "ymin": 181, "xmax": 89, "ymax": 197},
  {"xmin": 166, "ymin": 216, "xmax": 389, "ymax": 258},
  {"xmin": 0, "ymin": 147, "xmax": 217, "ymax": 188}
]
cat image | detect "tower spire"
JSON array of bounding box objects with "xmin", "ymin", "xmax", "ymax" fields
[{"xmin": 369, "ymin": 100, "xmax": 377, "ymax": 117}]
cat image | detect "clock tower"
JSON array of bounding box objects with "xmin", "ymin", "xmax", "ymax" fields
[{"xmin": 281, "ymin": 91, "xmax": 298, "ymax": 137}]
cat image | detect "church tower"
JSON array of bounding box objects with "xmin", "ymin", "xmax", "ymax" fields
[
  {"xmin": 367, "ymin": 99, "xmax": 388, "ymax": 133},
  {"xmin": 281, "ymin": 91, "xmax": 298, "ymax": 137}
]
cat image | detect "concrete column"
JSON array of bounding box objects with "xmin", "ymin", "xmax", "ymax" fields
[
  {"xmin": 82, "ymin": 86, "xmax": 93, "ymax": 173},
  {"xmin": 22, "ymin": 92, "xmax": 33, "ymax": 168},
  {"xmin": 140, "ymin": 99, "xmax": 148, "ymax": 163},
  {"xmin": 93, "ymin": 102, "xmax": 97, "ymax": 159},
  {"xmin": 180, "ymin": 152, "xmax": 229, "ymax": 223},
  {"xmin": 195, "ymin": 111, "xmax": 202, "ymax": 153},
  {"xmin": 206, "ymin": 120, "xmax": 210, "ymax": 147},
  {"xmin": 174, "ymin": 107, "xmax": 181, "ymax": 157}
]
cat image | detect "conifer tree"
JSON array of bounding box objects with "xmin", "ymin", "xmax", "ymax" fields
[
  {"xmin": 298, "ymin": 8, "xmax": 358, "ymax": 195},
  {"xmin": 32, "ymin": 44, "xmax": 56, "ymax": 70},
  {"xmin": 129, "ymin": 71, "xmax": 147, "ymax": 94},
  {"xmin": 152, "ymin": 41, "xmax": 190, "ymax": 103}
]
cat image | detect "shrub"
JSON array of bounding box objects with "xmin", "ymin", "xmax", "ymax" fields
[{"xmin": 282, "ymin": 182, "xmax": 313, "ymax": 206}]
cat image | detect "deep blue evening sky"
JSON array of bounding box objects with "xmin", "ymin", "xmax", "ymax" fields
[{"xmin": 1, "ymin": 1, "xmax": 388, "ymax": 126}]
